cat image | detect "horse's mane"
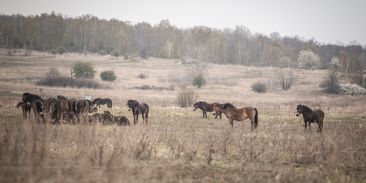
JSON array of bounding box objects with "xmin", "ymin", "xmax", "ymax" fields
[
  {"xmin": 300, "ymin": 105, "xmax": 313, "ymax": 112},
  {"xmin": 223, "ymin": 103, "xmax": 236, "ymax": 110}
]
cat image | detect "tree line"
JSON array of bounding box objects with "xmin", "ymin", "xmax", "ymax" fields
[{"xmin": 0, "ymin": 12, "xmax": 365, "ymax": 71}]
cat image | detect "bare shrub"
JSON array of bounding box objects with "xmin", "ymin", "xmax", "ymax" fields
[
  {"xmin": 46, "ymin": 67, "xmax": 62, "ymax": 78},
  {"xmin": 278, "ymin": 69, "xmax": 295, "ymax": 91},
  {"xmin": 36, "ymin": 76, "xmax": 105, "ymax": 89},
  {"xmin": 176, "ymin": 88, "xmax": 198, "ymax": 107},
  {"xmin": 251, "ymin": 82, "xmax": 267, "ymax": 93},
  {"xmin": 319, "ymin": 71, "xmax": 340, "ymax": 94}
]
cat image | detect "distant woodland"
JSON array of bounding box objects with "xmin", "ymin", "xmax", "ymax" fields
[{"xmin": 0, "ymin": 12, "xmax": 365, "ymax": 71}]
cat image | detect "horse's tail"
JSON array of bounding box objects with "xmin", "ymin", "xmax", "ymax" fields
[
  {"xmin": 145, "ymin": 104, "xmax": 149, "ymax": 124},
  {"xmin": 254, "ymin": 108, "xmax": 258, "ymax": 128}
]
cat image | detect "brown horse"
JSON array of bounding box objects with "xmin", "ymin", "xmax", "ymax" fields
[
  {"xmin": 45, "ymin": 98, "xmax": 62, "ymax": 123},
  {"xmin": 114, "ymin": 116, "xmax": 130, "ymax": 126},
  {"xmin": 127, "ymin": 99, "xmax": 149, "ymax": 125},
  {"xmin": 16, "ymin": 101, "xmax": 31, "ymax": 119},
  {"xmin": 296, "ymin": 104, "xmax": 325, "ymax": 132},
  {"xmin": 193, "ymin": 101, "xmax": 223, "ymax": 119},
  {"xmin": 212, "ymin": 103, "xmax": 224, "ymax": 119},
  {"xmin": 74, "ymin": 99, "xmax": 93, "ymax": 122},
  {"xmin": 92, "ymin": 97, "xmax": 112, "ymax": 108},
  {"xmin": 221, "ymin": 103, "xmax": 258, "ymax": 131}
]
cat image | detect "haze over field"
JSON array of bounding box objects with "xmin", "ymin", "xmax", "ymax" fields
[{"xmin": 1, "ymin": 0, "xmax": 366, "ymax": 45}]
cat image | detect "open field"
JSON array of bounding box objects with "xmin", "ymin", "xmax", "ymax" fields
[{"xmin": 0, "ymin": 49, "xmax": 366, "ymax": 182}]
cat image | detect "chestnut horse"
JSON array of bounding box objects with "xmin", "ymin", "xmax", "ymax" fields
[{"xmin": 221, "ymin": 103, "xmax": 258, "ymax": 131}]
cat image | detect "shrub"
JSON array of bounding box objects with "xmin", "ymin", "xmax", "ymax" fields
[
  {"xmin": 279, "ymin": 69, "xmax": 295, "ymax": 91},
  {"xmin": 46, "ymin": 67, "xmax": 62, "ymax": 78},
  {"xmin": 57, "ymin": 47, "xmax": 65, "ymax": 54},
  {"xmin": 112, "ymin": 50, "xmax": 121, "ymax": 57},
  {"xmin": 50, "ymin": 49, "xmax": 58, "ymax": 55},
  {"xmin": 319, "ymin": 71, "xmax": 340, "ymax": 94},
  {"xmin": 36, "ymin": 76, "xmax": 104, "ymax": 89},
  {"xmin": 193, "ymin": 74, "xmax": 206, "ymax": 88},
  {"xmin": 251, "ymin": 82, "xmax": 267, "ymax": 93},
  {"xmin": 137, "ymin": 73, "xmax": 147, "ymax": 79},
  {"xmin": 72, "ymin": 62, "xmax": 96, "ymax": 79},
  {"xmin": 176, "ymin": 88, "xmax": 198, "ymax": 108},
  {"xmin": 100, "ymin": 70, "xmax": 117, "ymax": 82}
]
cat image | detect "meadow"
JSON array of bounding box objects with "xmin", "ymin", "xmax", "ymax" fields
[{"xmin": 0, "ymin": 49, "xmax": 365, "ymax": 182}]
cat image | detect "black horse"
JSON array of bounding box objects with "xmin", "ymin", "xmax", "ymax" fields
[
  {"xmin": 45, "ymin": 98, "xmax": 62, "ymax": 124},
  {"xmin": 22, "ymin": 92, "xmax": 45, "ymax": 123},
  {"xmin": 127, "ymin": 99, "xmax": 149, "ymax": 125},
  {"xmin": 296, "ymin": 104, "xmax": 325, "ymax": 132},
  {"xmin": 92, "ymin": 97, "xmax": 113, "ymax": 108},
  {"xmin": 193, "ymin": 101, "xmax": 215, "ymax": 118}
]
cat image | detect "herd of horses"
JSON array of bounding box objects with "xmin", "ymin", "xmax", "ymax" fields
[
  {"xmin": 193, "ymin": 101, "xmax": 325, "ymax": 132},
  {"xmin": 16, "ymin": 92, "xmax": 149, "ymax": 126},
  {"xmin": 16, "ymin": 92, "xmax": 325, "ymax": 132}
]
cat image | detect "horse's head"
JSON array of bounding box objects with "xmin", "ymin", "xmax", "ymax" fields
[
  {"xmin": 193, "ymin": 102, "xmax": 199, "ymax": 111},
  {"xmin": 296, "ymin": 104, "xmax": 304, "ymax": 116},
  {"xmin": 222, "ymin": 103, "xmax": 235, "ymax": 110},
  {"xmin": 127, "ymin": 100, "xmax": 138, "ymax": 111}
]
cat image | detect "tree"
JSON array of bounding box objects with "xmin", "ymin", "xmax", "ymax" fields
[
  {"xmin": 297, "ymin": 50, "xmax": 321, "ymax": 69},
  {"xmin": 72, "ymin": 62, "xmax": 95, "ymax": 79}
]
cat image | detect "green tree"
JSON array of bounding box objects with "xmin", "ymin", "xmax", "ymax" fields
[{"xmin": 72, "ymin": 62, "xmax": 95, "ymax": 79}]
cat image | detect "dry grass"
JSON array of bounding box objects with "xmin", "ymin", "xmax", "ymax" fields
[{"xmin": 0, "ymin": 49, "xmax": 366, "ymax": 182}]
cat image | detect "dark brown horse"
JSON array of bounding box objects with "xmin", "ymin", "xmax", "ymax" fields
[
  {"xmin": 16, "ymin": 101, "xmax": 31, "ymax": 119},
  {"xmin": 114, "ymin": 116, "xmax": 130, "ymax": 126},
  {"xmin": 193, "ymin": 101, "xmax": 214, "ymax": 118},
  {"xmin": 296, "ymin": 104, "xmax": 325, "ymax": 132},
  {"xmin": 74, "ymin": 99, "xmax": 93, "ymax": 122},
  {"xmin": 212, "ymin": 103, "xmax": 224, "ymax": 119},
  {"xmin": 220, "ymin": 103, "xmax": 258, "ymax": 131},
  {"xmin": 127, "ymin": 99, "xmax": 149, "ymax": 125},
  {"xmin": 45, "ymin": 98, "xmax": 62, "ymax": 124},
  {"xmin": 92, "ymin": 97, "xmax": 112, "ymax": 108},
  {"xmin": 22, "ymin": 92, "xmax": 45, "ymax": 123}
]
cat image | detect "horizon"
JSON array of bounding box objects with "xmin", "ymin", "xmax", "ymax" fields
[{"xmin": 1, "ymin": 0, "xmax": 366, "ymax": 46}]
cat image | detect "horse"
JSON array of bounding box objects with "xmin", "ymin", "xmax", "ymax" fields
[
  {"xmin": 45, "ymin": 98, "xmax": 62, "ymax": 124},
  {"xmin": 74, "ymin": 99, "xmax": 93, "ymax": 122},
  {"xmin": 296, "ymin": 104, "xmax": 325, "ymax": 132},
  {"xmin": 212, "ymin": 103, "xmax": 224, "ymax": 119},
  {"xmin": 22, "ymin": 92, "xmax": 45, "ymax": 123},
  {"xmin": 57, "ymin": 95, "xmax": 71, "ymax": 120},
  {"xmin": 92, "ymin": 97, "xmax": 112, "ymax": 108},
  {"xmin": 220, "ymin": 103, "xmax": 258, "ymax": 131},
  {"xmin": 114, "ymin": 116, "xmax": 130, "ymax": 126},
  {"xmin": 16, "ymin": 101, "xmax": 31, "ymax": 119},
  {"xmin": 127, "ymin": 99, "xmax": 149, "ymax": 125},
  {"xmin": 193, "ymin": 101, "xmax": 214, "ymax": 118}
]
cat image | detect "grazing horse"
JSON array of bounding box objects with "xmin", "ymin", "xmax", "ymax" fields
[
  {"xmin": 193, "ymin": 101, "xmax": 214, "ymax": 118},
  {"xmin": 22, "ymin": 92, "xmax": 45, "ymax": 123},
  {"xmin": 296, "ymin": 104, "xmax": 325, "ymax": 132},
  {"xmin": 74, "ymin": 99, "xmax": 93, "ymax": 122},
  {"xmin": 127, "ymin": 99, "xmax": 149, "ymax": 125},
  {"xmin": 45, "ymin": 98, "xmax": 62, "ymax": 124},
  {"xmin": 220, "ymin": 103, "xmax": 258, "ymax": 131},
  {"xmin": 92, "ymin": 97, "xmax": 113, "ymax": 108},
  {"xmin": 16, "ymin": 101, "xmax": 32, "ymax": 119},
  {"xmin": 57, "ymin": 95, "xmax": 70, "ymax": 120},
  {"xmin": 114, "ymin": 116, "xmax": 130, "ymax": 126}
]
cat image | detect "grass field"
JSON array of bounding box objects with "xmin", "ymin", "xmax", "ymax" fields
[{"xmin": 0, "ymin": 49, "xmax": 365, "ymax": 182}]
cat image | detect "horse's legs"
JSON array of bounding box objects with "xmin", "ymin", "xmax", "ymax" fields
[
  {"xmin": 142, "ymin": 113, "xmax": 145, "ymax": 124},
  {"xmin": 250, "ymin": 120, "xmax": 254, "ymax": 131},
  {"xmin": 304, "ymin": 121, "xmax": 308, "ymax": 130},
  {"xmin": 136, "ymin": 113, "xmax": 139, "ymax": 124},
  {"xmin": 219, "ymin": 113, "xmax": 222, "ymax": 119},
  {"xmin": 229, "ymin": 119, "xmax": 234, "ymax": 128}
]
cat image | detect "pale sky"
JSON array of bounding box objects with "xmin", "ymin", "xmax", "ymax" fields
[{"xmin": 1, "ymin": 0, "xmax": 365, "ymax": 45}]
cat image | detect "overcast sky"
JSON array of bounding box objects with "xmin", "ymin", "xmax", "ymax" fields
[{"xmin": 1, "ymin": 0, "xmax": 365, "ymax": 45}]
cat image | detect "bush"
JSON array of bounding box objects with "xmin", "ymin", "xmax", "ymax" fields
[
  {"xmin": 193, "ymin": 74, "xmax": 206, "ymax": 88},
  {"xmin": 57, "ymin": 47, "xmax": 65, "ymax": 54},
  {"xmin": 137, "ymin": 73, "xmax": 147, "ymax": 79},
  {"xmin": 72, "ymin": 62, "xmax": 96, "ymax": 79},
  {"xmin": 100, "ymin": 70, "xmax": 117, "ymax": 82},
  {"xmin": 50, "ymin": 49, "xmax": 58, "ymax": 55},
  {"xmin": 251, "ymin": 82, "xmax": 267, "ymax": 93},
  {"xmin": 279, "ymin": 69, "xmax": 295, "ymax": 91},
  {"xmin": 319, "ymin": 71, "xmax": 340, "ymax": 94},
  {"xmin": 176, "ymin": 88, "xmax": 198, "ymax": 108},
  {"xmin": 46, "ymin": 67, "xmax": 62, "ymax": 78},
  {"xmin": 112, "ymin": 50, "xmax": 121, "ymax": 57},
  {"xmin": 36, "ymin": 76, "xmax": 104, "ymax": 89}
]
